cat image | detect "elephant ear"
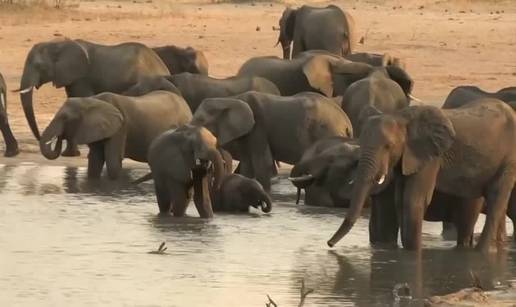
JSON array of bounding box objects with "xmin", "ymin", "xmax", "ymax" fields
[
  {"xmin": 385, "ymin": 66, "xmax": 413, "ymax": 97},
  {"xmin": 303, "ymin": 56, "xmax": 373, "ymax": 97},
  {"xmin": 72, "ymin": 98, "xmax": 124, "ymax": 145},
  {"xmin": 400, "ymin": 106, "xmax": 456, "ymax": 176},
  {"xmin": 192, "ymin": 98, "xmax": 255, "ymax": 146},
  {"xmin": 278, "ymin": 7, "xmax": 296, "ymax": 44},
  {"xmin": 51, "ymin": 40, "xmax": 89, "ymax": 88}
]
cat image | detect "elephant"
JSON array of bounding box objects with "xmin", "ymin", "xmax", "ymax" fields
[
  {"xmin": 152, "ymin": 45, "xmax": 209, "ymax": 75},
  {"xmin": 327, "ymin": 99, "xmax": 516, "ymax": 253},
  {"xmin": 443, "ymin": 85, "xmax": 516, "ymax": 109},
  {"xmin": 237, "ymin": 53, "xmax": 413, "ymax": 98},
  {"xmin": 0, "ymin": 72, "xmax": 19, "ymax": 157},
  {"xmin": 191, "ymin": 91, "xmax": 354, "ymax": 191},
  {"xmin": 39, "ymin": 91, "xmax": 192, "ymax": 179},
  {"xmin": 166, "ymin": 73, "xmax": 280, "ymax": 112},
  {"xmin": 341, "ymin": 68, "xmax": 411, "ymax": 136},
  {"xmin": 277, "ymin": 5, "xmax": 355, "ymax": 59},
  {"xmin": 212, "ymin": 174, "xmax": 272, "ymax": 213},
  {"xmin": 145, "ymin": 125, "xmax": 225, "ymax": 218},
  {"xmin": 18, "ymin": 37, "xmax": 170, "ymax": 156}
]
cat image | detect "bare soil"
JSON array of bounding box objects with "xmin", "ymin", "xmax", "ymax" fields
[{"xmin": 0, "ymin": 0, "xmax": 515, "ymax": 165}]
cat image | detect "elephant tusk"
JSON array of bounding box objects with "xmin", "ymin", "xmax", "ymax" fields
[
  {"xmin": 348, "ymin": 179, "xmax": 354, "ymax": 185},
  {"xmin": 0, "ymin": 93, "xmax": 5, "ymax": 109},
  {"xmin": 195, "ymin": 158, "xmax": 202, "ymax": 166},
  {"xmin": 45, "ymin": 135, "xmax": 58, "ymax": 146},
  {"xmin": 288, "ymin": 174, "xmax": 313, "ymax": 182},
  {"xmin": 408, "ymin": 94, "xmax": 422, "ymax": 103},
  {"xmin": 377, "ymin": 174, "xmax": 386, "ymax": 185},
  {"xmin": 19, "ymin": 86, "xmax": 34, "ymax": 94}
]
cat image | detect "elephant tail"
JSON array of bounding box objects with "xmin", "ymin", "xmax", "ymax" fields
[{"xmin": 132, "ymin": 172, "xmax": 153, "ymax": 184}]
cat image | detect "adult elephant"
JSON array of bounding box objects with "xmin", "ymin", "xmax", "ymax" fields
[
  {"xmin": 39, "ymin": 91, "xmax": 192, "ymax": 179},
  {"xmin": 18, "ymin": 38, "xmax": 170, "ymax": 156},
  {"xmin": 167, "ymin": 73, "xmax": 280, "ymax": 112},
  {"xmin": 191, "ymin": 91, "xmax": 353, "ymax": 191},
  {"xmin": 327, "ymin": 99, "xmax": 515, "ymax": 253},
  {"xmin": 443, "ymin": 86, "xmax": 516, "ymax": 108},
  {"xmin": 152, "ymin": 45, "xmax": 209, "ymax": 75},
  {"xmin": 0, "ymin": 72, "xmax": 19, "ymax": 157},
  {"xmin": 237, "ymin": 53, "xmax": 413, "ymax": 98},
  {"xmin": 146, "ymin": 125, "xmax": 225, "ymax": 218},
  {"xmin": 277, "ymin": 5, "xmax": 355, "ymax": 59}
]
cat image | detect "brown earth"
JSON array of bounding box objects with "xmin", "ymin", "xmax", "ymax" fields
[{"xmin": 0, "ymin": 0, "xmax": 515, "ymax": 166}]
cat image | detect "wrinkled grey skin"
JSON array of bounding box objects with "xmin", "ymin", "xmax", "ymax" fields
[
  {"xmin": 0, "ymin": 72, "xmax": 19, "ymax": 157},
  {"xmin": 342, "ymin": 68, "xmax": 411, "ymax": 135},
  {"xmin": 237, "ymin": 53, "xmax": 413, "ymax": 98},
  {"xmin": 145, "ymin": 125, "xmax": 225, "ymax": 218},
  {"xmin": 152, "ymin": 45, "xmax": 209, "ymax": 75},
  {"xmin": 191, "ymin": 91, "xmax": 353, "ymax": 191},
  {"xmin": 19, "ymin": 38, "xmax": 169, "ymax": 156},
  {"xmin": 443, "ymin": 85, "xmax": 516, "ymax": 109},
  {"xmin": 212, "ymin": 174, "xmax": 272, "ymax": 213},
  {"xmin": 39, "ymin": 91, "xmax": 191, "ymax": 180},
  {"xmin": 166, "ymin": 73, "xmax": 280, "ymax": 112},
  {"xmin": 277, "ymin": 5, "xmax": 355, "ymax": 59},
  {"xmin": 328, "ymin": 99, "xmax": 516, "ymax": 253}
]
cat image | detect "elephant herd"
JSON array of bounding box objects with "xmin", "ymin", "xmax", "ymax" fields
[{"xmin": 0, "ymin": 5, "xmax": 514, "ymax": 254}]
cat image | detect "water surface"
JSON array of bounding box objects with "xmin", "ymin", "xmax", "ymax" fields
[{"xmin": 0, "ymin": 164, "xmax": 515, "ymax": 306}]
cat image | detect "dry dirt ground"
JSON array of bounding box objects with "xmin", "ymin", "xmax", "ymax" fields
[{"xmin": 0, "ymin": 0, "xmax": 515, "ymax": 166}]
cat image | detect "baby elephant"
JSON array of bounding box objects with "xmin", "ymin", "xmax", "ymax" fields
[{"xmin": 212, "ymin": 174, "xmax": 272, "ymax": 213}]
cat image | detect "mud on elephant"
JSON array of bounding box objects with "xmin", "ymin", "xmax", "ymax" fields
[
  {"xmin": 39, "ymin": 91, "xmax": 192, "ymax": 179},
  {"xmin": 18, "ymin": 37, "xmax": 170, "ymax": 156}
]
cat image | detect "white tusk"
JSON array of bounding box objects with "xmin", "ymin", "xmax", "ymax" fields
[
  {"xmin": 348, "ymin": 179, "xmax": 354, "ymax": 185},
  {"xmin": 195, "ymin": 158, "xmax": 201, "ymax": 166},
  {"xmin": 408, "ymin": 94, "xmax": 422, "ymax": 103},
  {"xmin": 45, "ymin": 135, "xmax": 58, "ymax": 145},
  {"xmin": 19, "ymin": 86, "xmax": 34, "ymax": 94},
  {"xmin": 288, "ymin": 174, "xmax": 314, "ymax": 182},
  {"xmin": 377, "ymin": 174, "xmax": 386, "ymax": 185},
  {"xmin": 0, "ymin": 93, "xmax": 5, "ymax": 109}
]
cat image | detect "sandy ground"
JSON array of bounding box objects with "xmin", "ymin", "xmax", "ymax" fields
[{"xmin": 0, "ymin": 0, "xmax": 515, "ymax": 166}]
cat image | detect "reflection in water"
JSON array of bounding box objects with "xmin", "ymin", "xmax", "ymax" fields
[{"xmin": 0, "ymin": 164, "xmax": 515, "ymax": 306}]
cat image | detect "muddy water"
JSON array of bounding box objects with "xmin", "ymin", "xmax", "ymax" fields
[{"xmin": 0, "ymin": 164, "xmax": 515, "ymax": 306}]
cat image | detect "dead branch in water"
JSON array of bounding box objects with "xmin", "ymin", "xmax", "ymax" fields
[{"xmin": 265, "ymin": 279, "xmax": 314, "ymax": 307}]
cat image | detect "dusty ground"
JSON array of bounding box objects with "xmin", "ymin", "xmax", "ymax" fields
[{"xmin": 0, "ymin": 0, "xmax": 515, "ymax": 165}]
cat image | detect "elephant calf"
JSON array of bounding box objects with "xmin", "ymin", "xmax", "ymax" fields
[
  {"xmin": 152, "ymin": 45, "xmax": 209, "ymax": 75},
  {"xmin": 212, "ymin": 174, "xmax": 272, "ymax": 213},
  {"xmin": 0, "ymin": 72, "xmax": 19, "ymax": 157},
  {"xmin": 39, "ymin": 91, "xmax": 192, "ymax": 179}
]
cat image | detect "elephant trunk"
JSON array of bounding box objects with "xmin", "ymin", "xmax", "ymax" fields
[
  {"xmin": 39, "ymin": 119, "xmax": 64, "ymax": 160},
  {"xmin": 207, "ymin": 148, "xmax": 224, "ymax": 191},
  {"xmin": 260, "ymin": 190, "xmax": 272, "ymax": 213},
  {"xmin": 327, "ymin": 150, "xmax": 380, "ymax": 247},
  {"xmin": 19, "ymin": 65, "xmax": 41, "ymax": 140}
]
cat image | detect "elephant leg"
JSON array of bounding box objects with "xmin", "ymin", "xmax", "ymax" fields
[
  {"xmin": 455, "ymin": 198, "xmax": 482, "ymax": 248},
  {"xmin": 192, "ymin": 169, "xmax": 214, "ymax": 218},
  {"xmin": 62, "ymin": 139, "xmax": 81, "ymax": 157},
  {"xmin": 476, "ymin": 175, "xmax": 514, "ymax": 253},
  {"xmin": 369, "ymin": 182, "xmax": 399, "ymax": 247},
  {"xmin": 154, "ymin": 176, "xmax": 172, "ymax": 216},
  {"xmin": 104, "ymin": 130, "xmax": 126, "ymax": 180},
  {"xmin": 87, "ymin": 142, "xmax": 105, "ymax": 179},
  {"xmin": 0, "ymin": 112, "xmax": 19, "ymax": 157},
  {"xmin": 170, "ymin": 183, "xmax": 191, "ymax": 217},
  {"xmin": 508, "ymin": 190, "xmax": 516, "ymax": 241},
  {"xmin": 441, "ymin": 222, "xmax": 457, "ymax": 241}
]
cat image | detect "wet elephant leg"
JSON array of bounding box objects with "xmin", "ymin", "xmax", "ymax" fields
[
  {"xmin": 456, "ymin": 197, "xmax": 483, "ymax": 248},
  {"xmin": 87, "ymin": 142, "xmax": 105, "ymax": 179},
  {"xmin": 170, "ymin": 183, "xmax": 191, "ymax": 217},
  {"xmin": 192, "ymin": 169, "xmax": 214, "ymax": 218},
  {"xmin": 0, "ymin": 114, "xmax": 19, "ymax": 157},
  {"xmin": 369, "ymin": 182, "xmax": 399, "ymax": 247},
  {"xmin": 508, "ymin": 190, "xmax": 516, "ymax": 241},
  {"xmin": 154, "ymin": 176, "xmax": 172, "ymax": 216}
]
